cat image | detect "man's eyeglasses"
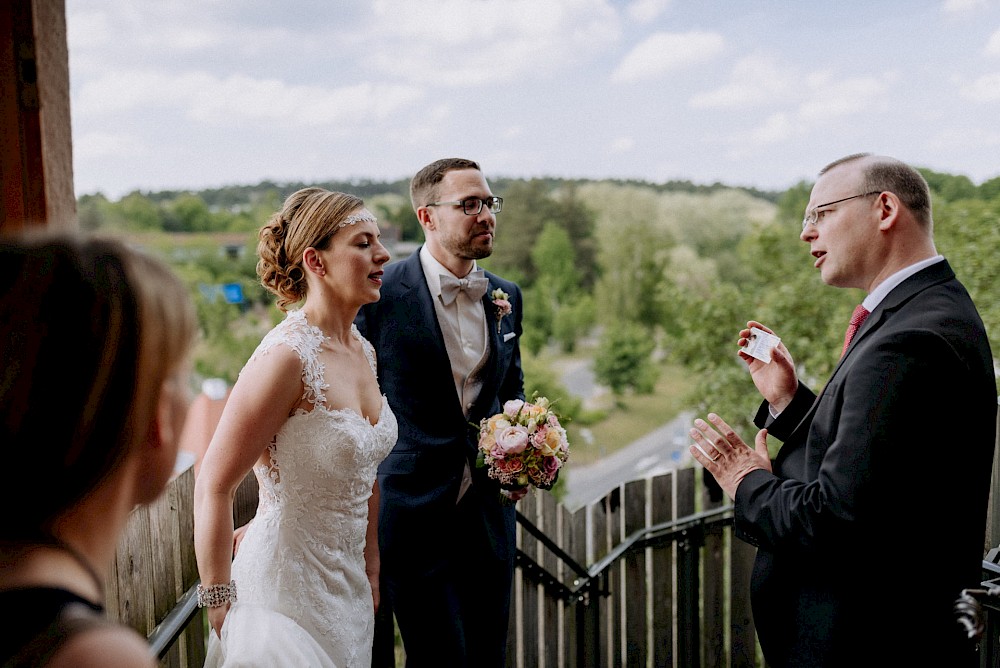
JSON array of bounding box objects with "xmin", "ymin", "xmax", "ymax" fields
[
  {"xmin": 802, "ymin": 192, "xmax": 882, "ymax": 230},
  {"xmin": 427, "ymin": 196, "xmax": 503, "ymax": 216}
]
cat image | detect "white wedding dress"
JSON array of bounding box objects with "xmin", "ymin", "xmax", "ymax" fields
[{"xmin": 205, "ymin": 310, "xmax": 397, "ymax": 667}]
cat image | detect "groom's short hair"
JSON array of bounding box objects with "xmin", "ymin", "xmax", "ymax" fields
[{"xmin": 410, "ymin": 158, "xmax": 481, "ymax": 213}]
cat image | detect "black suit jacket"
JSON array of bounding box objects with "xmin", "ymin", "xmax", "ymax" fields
[
  {"xmin": 356, "ymin": 248, "xmax": 525, "ymax": 575},
  {"xmin": 735, "ymin": 260, "xmax": 996, "ymax": 667}
]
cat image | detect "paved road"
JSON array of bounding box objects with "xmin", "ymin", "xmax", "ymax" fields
[{"xmin": 562, "ymin": 410, "xmax": 695, "ymax": 511}]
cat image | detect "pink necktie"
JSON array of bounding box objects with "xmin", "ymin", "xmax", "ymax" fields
[{"xmin": 841, "ymin": 304, "xmax": 870, "ymax": 357}]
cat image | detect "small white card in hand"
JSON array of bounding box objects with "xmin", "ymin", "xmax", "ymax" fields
[{"xmin": 742, "ymin": 327, "xmax": 780, "ymax": 364}]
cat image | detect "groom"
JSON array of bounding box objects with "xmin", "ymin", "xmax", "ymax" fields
[{"xmin": 356, "ymin": 157, "xmax": 525, "ymax": 667}]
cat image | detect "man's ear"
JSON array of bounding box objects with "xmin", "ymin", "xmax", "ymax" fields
[
  {"xmin": 302, "ymin": 247, "xmax": 325, "ymax": 276},
  {"xmin": 877, "ymin": 192, "xmax": 900, "ymax": 231},
  {"xmin": 416, "ymin": 206, "xmax": 434, "ymax": 232}
]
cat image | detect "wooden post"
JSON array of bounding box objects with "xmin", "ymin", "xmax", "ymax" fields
[{"xmin": 1, "ymin": 0, "xmax": 76, "ymax": 233}]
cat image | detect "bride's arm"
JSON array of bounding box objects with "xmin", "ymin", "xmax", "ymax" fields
[
  {"xmin": 194, "ymin": 347, "xmax": 303, "ymax": 637},
  {"xmin": 365, "ymin": 480, "xmax": 381, "ymax": 613}
]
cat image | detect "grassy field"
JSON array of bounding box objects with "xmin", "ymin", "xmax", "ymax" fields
[
  {"xmin": 535, "ymin": 341, "xmax": 697, "ymax": 468},
  {"xmin": 574, "ymin": 361, "xmax": 695, "ymax": 466}
]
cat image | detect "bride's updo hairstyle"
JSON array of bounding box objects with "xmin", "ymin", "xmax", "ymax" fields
[{"xmin": 257, "ymin": 187, "xmax": 365, "ymax": 311}]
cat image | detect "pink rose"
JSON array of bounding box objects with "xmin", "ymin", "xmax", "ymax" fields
[
  {"xmin": 503, "ymin": 399, "xmax": 525, "ymax": 419},
  {"xmin": 531, "ymin": 425, "xmax": 548, "ymax": 449},
  {"xmin": 495, "ymin": 425, "xmax": 529, "ymax": 454}
]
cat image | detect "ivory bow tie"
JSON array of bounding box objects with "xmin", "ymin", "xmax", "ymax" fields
[{"xmin": 439, "ymin": 271, "xmax": 489, "ymax": 305}]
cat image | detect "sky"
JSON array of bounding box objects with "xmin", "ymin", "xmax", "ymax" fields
[{"xmin": 66, "ymin": 0, "xmax": 1000, "ymax": 199}]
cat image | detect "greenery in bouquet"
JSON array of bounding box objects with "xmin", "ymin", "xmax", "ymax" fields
[{"xmin": 477, "ymin": 396, "xmax": 569, "ymax": 491}]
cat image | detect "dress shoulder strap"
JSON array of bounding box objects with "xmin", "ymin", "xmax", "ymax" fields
[
  {"xmin": 351, "ymin": 324, "xmax": 378, "ymax": 378},
  {"xmin": 246, "ymin": 310, "xmax": 329, "ymax": 407}
]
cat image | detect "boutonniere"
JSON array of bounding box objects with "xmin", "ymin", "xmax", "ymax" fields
[{"xmin": 490, "ymin": 288, "xmax": 512, "ymax": 333}]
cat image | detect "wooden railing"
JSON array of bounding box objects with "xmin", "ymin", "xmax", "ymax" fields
[{"xmin": 109, "ymin": 406, "xmax": 1000, "ymax": 667}]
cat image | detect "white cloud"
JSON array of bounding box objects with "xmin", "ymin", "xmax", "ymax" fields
[
  {"xmin": 942, "ymin": 0, "xmax": 988, "ymax": 13},
  {"xmin": 612, "ymin": 31, "xmax": 725, "ymax": 82},
  {"xmin": 959, "ymin": 72, "xmax": 1000, "ymax": 101},
  {"xmin": 797, "ymin": 74, "xmax": 887, "ymax": 123},
  {"xmin": 748, "ymin": 112, "xmax": 795, "ymax": 146},
  {"xmin": 368, "ymin": 0, "xmax": 620, "ymax": 85},
  {"xmin": 690, "ymin": 55, "xmax": 795, "ymax": 109},
  {"xmin": 627, "ymin": 0, "xmax": 669, "ymax": 23},
  {"xmin": 73, "ymin": 131, "xmax": 147, "ymax": 160},
  {"xmin": 724, "ymin": 71, "xmax": 890, "ymax": 150},
  {"xmin": 66, "ymin": 8, "xmax": 113, "ymax": 49},
  {"xmin": 610, "ymin": 136, "xmax": 635, "ymax": 153},
  {"xmin": 503, "ymin": 126, "xmax": 525, "ymax": 140},
  {"xmin": 73, "ymin": 69, "xmax": 425, "ymax": 127},
  {"xmin": 986, "ymin": 27, "xmax": 1000, "ymax": 56},
  {"xmin": 924, "ymin": 125, "xmax": 1000, "ymax": 151}
]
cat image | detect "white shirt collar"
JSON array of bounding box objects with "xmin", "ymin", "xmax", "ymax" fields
[
  {"xmin": 418, "ymin": 245, "xmax": 479, "ymax": 299},
  {"xmin": 863, "ymin": 255, "xmax": 944, "ymax": 312}
]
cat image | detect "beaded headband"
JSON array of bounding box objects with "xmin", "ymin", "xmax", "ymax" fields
[{"xmin": 338, "ymin": 210, "xmax": 377, "ymax": 230}]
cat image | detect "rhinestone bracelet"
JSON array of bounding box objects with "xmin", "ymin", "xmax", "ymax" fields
[{"xmin": 196, "ymin": 580, "xmax": 237, "ymax": 608}]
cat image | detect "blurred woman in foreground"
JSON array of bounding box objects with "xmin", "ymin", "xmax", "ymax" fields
[{"xmin": 0, "ymin": 232, "xmax": 197, "ymax": 667}]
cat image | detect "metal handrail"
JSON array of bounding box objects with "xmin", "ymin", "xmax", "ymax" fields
[
  {"xmin": 147, "ymin": 580, "xmax": 201, "ymax": 660},
  {"xmin": 585, "ymin": 505, "xmax": 733, "ymax": 582}
]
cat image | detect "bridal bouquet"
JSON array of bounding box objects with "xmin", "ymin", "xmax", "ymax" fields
[{"xmin": 477, "ymin": 396, "xmax": 569, "ymax": 492}]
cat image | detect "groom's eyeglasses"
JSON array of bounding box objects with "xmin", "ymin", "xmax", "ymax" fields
[{"xmin": 426, "ymin": 197, "xmax": 503, "ymax": 216}]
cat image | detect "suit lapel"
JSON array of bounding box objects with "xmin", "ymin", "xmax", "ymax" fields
[
  {"xmin": 792, "ymin": 260, "xmax": 956, "ymax": 435},
  {"xmin": 396, "ymin": 248, "xmax": 454, "ymax": 380},
  {"xmin": 468, "ymin": 275, "xmax": 504, "ymax": 422}
]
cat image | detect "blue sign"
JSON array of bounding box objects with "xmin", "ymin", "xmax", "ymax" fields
[{"xmin": 222, "ymin": 283, "xmax": 244, "ymax": 304}]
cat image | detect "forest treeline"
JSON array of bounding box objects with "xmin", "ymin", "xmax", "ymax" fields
[{"xmin": 82, "ymin": 170, "xmax": 1000, "ymax": 446}]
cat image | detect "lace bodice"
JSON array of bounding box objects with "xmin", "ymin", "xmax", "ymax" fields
[{"xmin": 205, "ymin": 310, "xmax": 397, "ymax": 668}]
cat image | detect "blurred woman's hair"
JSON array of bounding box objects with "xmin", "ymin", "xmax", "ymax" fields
[{"xmin": 0, "ymin": 232, "xmax": 197, "ymax": 538}]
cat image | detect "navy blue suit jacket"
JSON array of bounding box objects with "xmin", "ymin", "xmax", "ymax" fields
[
  {"xmin": 735, "ymin": 260, "xmax": 996, "ymax": 667},
  {"xmin": 356, "ymin": 248, "xmax": 525, "ymax": 575}
]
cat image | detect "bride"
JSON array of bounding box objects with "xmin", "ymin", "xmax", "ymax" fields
[{"xmin": 194, "ymin": 188, "xmax": 396, "ymax": 667}]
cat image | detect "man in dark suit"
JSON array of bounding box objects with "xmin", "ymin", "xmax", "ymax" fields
[
  {"xmin": 690, "ymin": 153, "xmax": 996, "ymax": 667},
  {"xmin": 356, "ymin": 158, "xmax": 525, "ymax": 667}
]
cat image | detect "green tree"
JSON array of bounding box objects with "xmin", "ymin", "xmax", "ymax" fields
[
  {"xmin": 594, "ymin": 218, "xmax": 673, "ymax": 330},
  {"xmin": 489, "ymin": 180, "xmax": 598, "ymax": 287},
  {"xmin": 167, "ymin": 194, "xmax": 214, "ymax": 232},
  {"xmin": 77, "ymin": 193, "xmax": 110, "ymax": 231},
  {"xmin": 370, "ymin": 194, "xmax": 421, "ymax": 241},
  {"xmin": 118, "ymin": 192, "xmax": 163, "ymax": 231},
  {"xmin": 920, "ymin": 168, "xmax": 978, "ymax": 201},
  {"xmin": 934, "ymin": 195, "xmax": 1000, "ymax": 356},
  {"xmin": 521, "ymin": 222, "xmax": 597, "ymax": 353},
  {"xmin": 593, "ymin": 322, "xmax": 659, "ymax": 402}
]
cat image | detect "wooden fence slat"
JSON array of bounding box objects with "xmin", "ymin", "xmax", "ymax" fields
[
  {"xmin": 171, "ymin": 467, "xmax": 205, "ymax": 668},
  {"xmin": 702, "ymin": 472, "xmax": 725, "ymax": 667},
  {"xmin": 521, "ymin": 492, "xmax": 539, "ymax": 665},
  {"xmin": 507, "ymin": 567, "xmax": 520, "ymax": 667},
  {"xmin": 113, "ymin": 504, "xmax": 156, "ymax": 633},
  {"xmin": 607, "ymin": 486, "xmax": 623, "ymax": 668},
  {"xmin": 562, "ymin": 503, "xmax": 585, "ymax": 667},
  {"xmin": 675, "ymin": 468, "xmax": 699, "ymax": 668},
  {"xmin": 541, "ymin": 491, "xmax": 559, "ymax": 668},
  {"xmin": 591, "ymin": 495, "xmax": 609, "ymax": 667},
  {"xmin": 730, "ymin": 534, "xmax": 758, "ymax": 668},
  {"xmin": 624, "ymin": 479, "xmax": 647, "ymax": 668},
  {"xmin": 151, "ymin": 477, "xmax": 181, "ymax": 668},
  {"xmin": 650, "ymin": 472, "xmax": 674, "ymax": 667}
]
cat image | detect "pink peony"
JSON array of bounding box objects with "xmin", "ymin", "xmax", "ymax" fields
[
  {"xmin": 503, "ymin": 399, "xmax": 525, "ymax": 419},
  {"xmin": 495, "ymin": 425, "xmax": 529, "ymax": 454}
]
